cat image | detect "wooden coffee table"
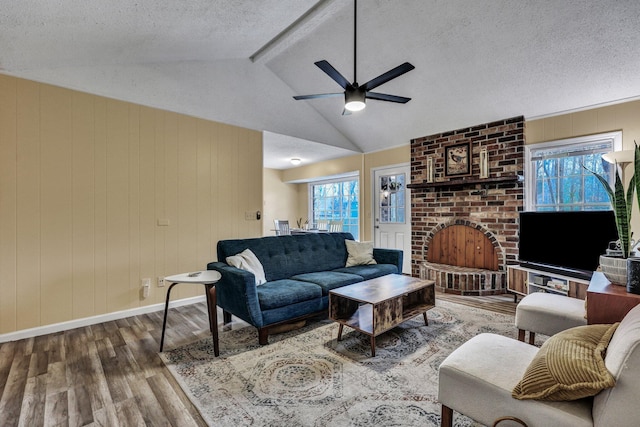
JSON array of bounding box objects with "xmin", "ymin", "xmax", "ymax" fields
[{"xmin": 329, "ymin": 274, "xmax": 435, "ymax": 356}]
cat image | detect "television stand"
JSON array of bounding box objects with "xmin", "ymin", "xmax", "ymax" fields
[{"xmin": 507, "ymin": 264, "xmax": 589, "ymax": 302}]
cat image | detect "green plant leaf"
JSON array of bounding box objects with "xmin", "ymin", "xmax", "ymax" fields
[
  {"xmin": 635, "ymin": 142, "xmax": 640, "ymax": 214},
  {"xmin": 588, "ymin": 165, "xmax": 631, "ymax": 258},
  {"xmin": 615, "ymin": 169, "xmax": 631, "ymax": 258}
]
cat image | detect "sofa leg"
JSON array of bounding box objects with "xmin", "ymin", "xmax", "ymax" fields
[
  {"xmin": 441, "ymin": 404, "xmax": 453, "ymax": 427},
  {"xmin": 528, "ymin": 332, "xmax": 536, "ymax": 345},
  {"xmin": 518, "ymin": 329, "xmax": 525, "ymax": 342},
  {"xmin": 258, "ymin": 328, "xmax": 269, "ymax": 345},
  {"xmin": 223, "ymin": 311, "xmax": 232, "ymax": 324}
]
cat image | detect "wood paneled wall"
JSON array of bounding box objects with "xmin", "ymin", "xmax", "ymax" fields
[{"xmin": 0, "ymin": 74, "xmax": 263, "ymax": 334}]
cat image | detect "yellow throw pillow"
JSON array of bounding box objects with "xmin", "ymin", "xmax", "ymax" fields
[
  {"xmin": 512, "ymin": 322, "xmax": 619, "ymax": 401},
  {"xmin": 345, "ymin": 240, "xmax": 377, "ymax": 267}
]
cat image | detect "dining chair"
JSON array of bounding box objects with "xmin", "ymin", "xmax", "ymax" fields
[
  {"xmin": 316, "ymin": 220, "xmax": 328, "ymax": 231},
  {"xmin": 328, "ymin": 220, "xmax": 343, "ymax": 232},
  {"xmin": 274, "ymin": 219, "xmax": 291, "ymax": 235}
]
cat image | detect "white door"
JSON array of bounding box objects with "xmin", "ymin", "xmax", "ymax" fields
[{"xmin": 373, "ymin": 165, "xmax": 411, "ymax": 274}]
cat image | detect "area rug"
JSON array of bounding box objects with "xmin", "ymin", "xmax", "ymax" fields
[{"xmin": 161, "ymin": 300, "xmax": 523, "ymax": 427}]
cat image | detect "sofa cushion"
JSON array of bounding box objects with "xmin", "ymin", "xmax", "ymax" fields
[
  {"xmin": 334, "ymin": 263, "xmax": 398, "ymax": 280},
  {"xmin": 256, "ymin": 279, "xmax": 323, "ymax": 310},
  {"xmin": 512, "ymin": 323, "xmax": 619, "ymax": 401},
  {"xmin": 291, "ymin": 271, "xmax": 363, "ymax": 295},
  {"xmin": 345, "ymin": 240, "xmax": 377, "ymax": 267}
]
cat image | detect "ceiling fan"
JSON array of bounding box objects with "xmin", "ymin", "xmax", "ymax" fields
[{"xmin": 293, "ymin": 0, "xmax": 415, "ymax": 115}]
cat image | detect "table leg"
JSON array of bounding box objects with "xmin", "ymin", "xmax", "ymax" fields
[
  {"xmin": 337, "ymin": 324, "xmax": 344, "ymax": 341},
  {"xmin": 206, "ymin": 284, "xmax": 220, "ymax": 357},
  {"xmin": 159, "ymin": 282, "xmax": 179, "ymax": 352},
  {"xmin": 423, "ymin": 312, "xmax": 428, "ymax": 326},
  {"xmin": 370, "ymin": 336, "xmax": 376, "ymax": 357}
]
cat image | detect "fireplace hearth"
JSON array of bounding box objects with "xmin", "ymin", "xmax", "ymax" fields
[{"xmin": 419, "ymin": 220, "xmax": 506, "ymax": 295}]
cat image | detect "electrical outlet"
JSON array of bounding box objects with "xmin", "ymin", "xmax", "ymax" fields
[
  {"xmin": 142, "ymin": 279, "xmax": 151, "ymax": 298},
  {"xmin": 158, "ymin": 277, "xmax": 165, "ymax": 287}
]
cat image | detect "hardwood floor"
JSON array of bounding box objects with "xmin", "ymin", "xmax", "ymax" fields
[
  {"xmin": 0, "ymin": 292, "xmax": 517, "ymax": 426},
  {"xmin": 435, "ymin": 290, "xmax": 517, "ymax": 316},
  {"xmin": 0, "ymin": 303, "xmax": 214, "ymax": 427}
]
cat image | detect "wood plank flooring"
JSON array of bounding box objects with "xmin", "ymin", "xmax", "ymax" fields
[
  {"xmin": 0, "ymin": 303, "xmax": 213, "ymax": 427},
  {"xmin": 0, "ymin": 292, "xmax": 517, "ymax": 426},
  {"xmin": 435, "ymin": 290, "xmax": 517, "ymax": 316}
]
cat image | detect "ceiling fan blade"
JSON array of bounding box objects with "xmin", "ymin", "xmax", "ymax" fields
[
  {"xmin": 361, "ymin": 62, "xmax": 415, "ymax": 91},
  {"xmin": 341, "ymin": 108, "xmax": 352, "ymax": 116},
  {"xmin": 293, "ymin": 93, "xmax": 343, "ymax": 100},
  {"xmin": 366, "ymin": 92, "xmax": 411, "ymax": 103},
  {"xmin": 315, "ymin": 60, "xmax": 352, "ymax": 90}
]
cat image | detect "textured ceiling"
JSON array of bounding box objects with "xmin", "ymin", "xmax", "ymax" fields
[{"xmin": 2, "ymin": 0, "xmax": 640, "ymax": 169}]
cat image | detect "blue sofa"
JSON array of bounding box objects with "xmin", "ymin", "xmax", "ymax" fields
[{"xmin": 207, "ymin": 232, "xmax": 403, "ymax": 344}]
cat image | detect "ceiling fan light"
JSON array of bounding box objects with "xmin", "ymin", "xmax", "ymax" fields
[
  {"xmin": 344, "ymin": 100, "xmax": 366, "ymax": 112},
  {"xmin": 344, "ymin": 90, "xmax": 366, "ymax": 112}
]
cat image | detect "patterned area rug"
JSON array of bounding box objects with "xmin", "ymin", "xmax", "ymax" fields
[{"xmin": 161, "ymin": 300, "xmax": 521, "ymax": 427}]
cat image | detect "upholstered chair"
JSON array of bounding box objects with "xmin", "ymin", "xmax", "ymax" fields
[{"xmin": 438, "ymin": 303, "xmax": 640, "ymax": 427}]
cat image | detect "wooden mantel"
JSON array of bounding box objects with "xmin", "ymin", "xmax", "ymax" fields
[{"xmin": 407, "ymin": 174, "xmax": 521, "ymax": 191}]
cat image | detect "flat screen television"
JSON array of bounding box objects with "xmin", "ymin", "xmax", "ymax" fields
[{"xmin": 518, "ymin": 210, "xmax": 619, "ymax": 280}]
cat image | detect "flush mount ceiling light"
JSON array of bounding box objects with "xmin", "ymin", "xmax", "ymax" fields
[
  {"xmin": 344, "ymin": 89, "xmax": 366, "ymax": 112},
  {"xmin": 293, "ymin": 0, "xmax": 414, "ymax": 115},
  {"xmin": 290, "ymin": 158, "xmax": 301, "ymax": 166}
]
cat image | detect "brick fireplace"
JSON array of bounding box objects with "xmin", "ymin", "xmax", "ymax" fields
[{"xmin": 408, "ymin": 116, "xmax": 525, "ymax": 295}]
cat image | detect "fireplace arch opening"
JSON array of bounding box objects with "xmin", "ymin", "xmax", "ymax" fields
[
  {"xmin": 426, "ymin": 220, "xmax": 504, "ymax": 271},
  {"xmin": 421, "ymin": 219, "xmax": 506, "ymax": 295}
]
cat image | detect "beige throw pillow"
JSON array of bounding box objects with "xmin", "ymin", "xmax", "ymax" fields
[
  {"xmin": 226, "ymin": 249, "xmax": 266, "ymax": 285},
  {"xmin": 345, "ymin": 240, "xmax": 377, "ymax": 267},
  {"xmin": 512, "ymin": 322, "xmax": 619, "ymax": 401}
]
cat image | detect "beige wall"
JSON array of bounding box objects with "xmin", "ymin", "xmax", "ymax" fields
[
  {"xmin": 0, "ymin": 74, "xmax": 263, "ymax": 335},
  {"xmin": 262, "ymin": 168, "xmax": 302, "ymax": 235},
  {"xmin": 526, "ymin": 100, "xmax": 640, "ymax": 147},
  {"xmin": 274, "ymin": 145, "xmax": 410, "ymax": 241}
]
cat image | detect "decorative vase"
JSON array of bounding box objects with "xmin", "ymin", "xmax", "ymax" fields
[
  {"xmin": 599, "ymin": 255, "xmax": 628, "ymax": 286},
  {"xmin": 627, "ymin": 257, "xmax": 640, "ymax": 294}
]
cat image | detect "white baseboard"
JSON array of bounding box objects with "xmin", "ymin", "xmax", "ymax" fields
[{"xmin": 0, "ymin": 295, "xmax": 206, "ymax": 344}]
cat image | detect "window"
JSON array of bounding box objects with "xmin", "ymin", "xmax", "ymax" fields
[
  {"xmin": 309, "ymin": 177, "xmax": 359, "ymax": 240},
  {"xmin": 379, "ymin": 173, "xmax": 406, "ymax": 224},
  {"xmin": 525, "ymin": 132, "xmax": 622, "ymax": 211}
]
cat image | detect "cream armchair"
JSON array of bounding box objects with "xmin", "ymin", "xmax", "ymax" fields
[{"xmin": 438, "ymin": 303, "xmax": 640, "ymax": 427}]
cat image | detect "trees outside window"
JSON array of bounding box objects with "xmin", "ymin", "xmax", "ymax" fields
[
  {"xmin": 310, "ymin": 178, "xmax": 359, "ymax": 239},
  {"xmin": 526, "ymin": 132, "xmax": 621, "ymax": 211}
]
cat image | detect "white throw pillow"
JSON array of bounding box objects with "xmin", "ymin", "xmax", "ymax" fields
[
  {"xmin": 226, "ymin": 249, "xmax": 266, "ymax": 285},
  {"xmin": 345, "ymin": 240, "xmax": 377, "ymax": 267}
]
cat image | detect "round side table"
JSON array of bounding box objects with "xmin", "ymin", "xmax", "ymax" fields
[{"xmin": 160, "ymin": 270, "xmax": 222, "ymax": 355}]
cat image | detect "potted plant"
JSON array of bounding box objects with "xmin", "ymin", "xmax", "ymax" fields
[
  {"xmin": 589, "ymin": 144, "xmax": 639, "ymax": 286},
  {"xmin": 628, "ymin": 144, "xmax": 640, "ymax": 294}
]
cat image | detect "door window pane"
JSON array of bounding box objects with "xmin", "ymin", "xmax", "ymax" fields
[{"xmin": 379, "ymin": 173, "xmax": 406, "ymax": 224}]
